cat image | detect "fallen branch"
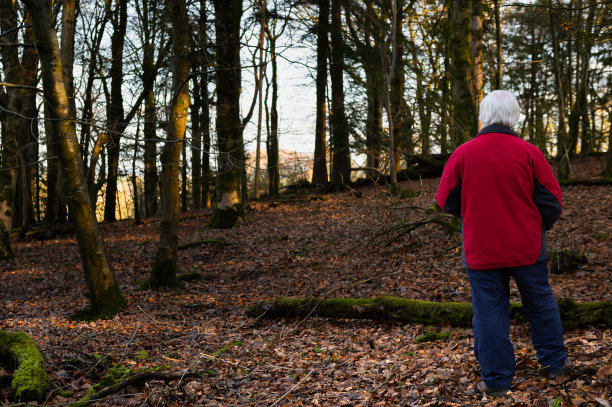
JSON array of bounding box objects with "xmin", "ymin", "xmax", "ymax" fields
[
  {"xmin": 558, "ymin": 178, "xmax": 612, "ymax": 186},
  {"xmin": 246, "ymin": 296, "xmax": 612, "ymax": 331},
  {"xmin": 74, "ymin": 369, "xmax": 217, "ymax": 407},
  {"xmin": 0, "ymin": 330, "xmax": 50, "ymax": 402}
]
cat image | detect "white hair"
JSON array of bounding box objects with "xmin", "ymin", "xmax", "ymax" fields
[{"xmin": 479, "ymin": 90, "xmax": 521, "ymax": 129}]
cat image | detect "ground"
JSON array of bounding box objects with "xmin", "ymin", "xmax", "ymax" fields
[{"xmin": 0, "ymin": 156, "xmax": 610, "ymax": 406}]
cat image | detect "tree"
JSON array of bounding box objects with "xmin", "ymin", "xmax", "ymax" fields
[
  {"xmin": 148, "ymin": 0, "xmax": 190, "ymax": 287},
  {"xmin": 330, "ymin": 0, "xmax": 350, "ymax": 190},
  {"xmin": 24, "ymin": 0, "xmax": 127, "ymax": 317},
  {"xmin": 311, "ymin": 0, "xmax": 329, "ymax": 185},
  {"xmin": 450, "ymin": 0, "xmax": 478, "ymax": 147},
  {"xmin": 208, "ymin": 0, "xmax": 245, "ymax": 228}
]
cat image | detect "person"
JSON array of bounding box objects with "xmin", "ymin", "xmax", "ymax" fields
[{"xmin": 435, "ymin": 90, "xmax": 568, "ymax": 396}]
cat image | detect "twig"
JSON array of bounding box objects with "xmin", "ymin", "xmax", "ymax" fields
[{"xmin": 268, "ymin": 369, "xmax": 313, "ymax": 407}]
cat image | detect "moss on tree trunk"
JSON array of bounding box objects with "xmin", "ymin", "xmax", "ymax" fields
[
  {"xmin": 207, "ymin": 204, "xmax": 245, "ymax": 229},
  {"xmin": 0, "ymin": 330, "xmax": 50, "ymax": 402},
  {"xmin": 246, "ymin": 296, "xmax": 611, "ymax": 331}
]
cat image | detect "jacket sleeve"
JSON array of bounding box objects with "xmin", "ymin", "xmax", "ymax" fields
[
  {"xmin": 532, "ymin": 149, "xmax": 563, "ymax": 230},
  {"xmin": 436, "ymin": 152, "xmax": 462, "ymax": 218}
]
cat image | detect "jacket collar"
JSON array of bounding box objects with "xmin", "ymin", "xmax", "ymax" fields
[{"xmin": 477, "ymin": 124, "xmax": 519, "ymax": 138}]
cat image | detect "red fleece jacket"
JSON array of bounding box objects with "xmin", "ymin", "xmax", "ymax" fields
[{"xmin": 436, "ymin": 125, "xmax": 563, "ymax": 270}]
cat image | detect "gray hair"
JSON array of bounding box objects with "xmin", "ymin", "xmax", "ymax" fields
[{"xmin": 479, "ymin": 90, "xmax": 521, "ymax": 128}]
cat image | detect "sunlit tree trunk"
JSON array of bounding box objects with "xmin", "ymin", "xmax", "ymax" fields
[
  {"xmin": 330, "ymin": 0, "xmax": 350, "ymax": 189},
  {"xmin": 471, "ymin": 0, "xmax": 483, "ymax": 130},
  {"xmin": 25, "ymin": 0, "xmax": 127, "ymax": 316},
  {"xmin": 149, "ymin": 0, "xmax": 190, "ymax": 286},
  {"xmin": 208, "ymin": 0, "xmax": 244, "ymax": 228},
  {"xmin": 61, "ymin": 0, "xmax": 78, "ymax": 117},
  {"xmin": 312, "ymin": 0, "xmax": 329, "ymax": 185},
  {"xmin": 254, "ymin": 0, "xmax": 266, "ymax": 199},
  {"xmin": 200, "ymin": 0, "xmax": 211, "ymax": 208}
]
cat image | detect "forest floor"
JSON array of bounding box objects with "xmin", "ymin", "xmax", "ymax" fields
[{"xmin": 0, "ymin": 156, "xmax": 610, "ymax": 406}]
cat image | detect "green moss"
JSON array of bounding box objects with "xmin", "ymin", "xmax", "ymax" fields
[
  {"xmin": 207, "ymin": 204, "xmax": 245, "ymax": 229},
  {"xmin": 136, "ymin": 351, "xmax": 149, "ymax": 361},
  {"xmin": 213, "ymin": 340, "xmax": 244, "ymax": 356},
  {"xmin": 74, "ymin": 365, "xmax": 133, "ymax": 407},
  {"xmin": 415, "ymin": 332, "xmax": 452, "ymax": 343},
  {"xmin": 0, "ymin": 330, "xmax": 50, "ymax": 402},
  {"xmin": 247, "ymin": 296, "xmax": 611, "ymax": 330}
]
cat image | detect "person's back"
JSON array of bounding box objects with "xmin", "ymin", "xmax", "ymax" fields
[{"xmin": 436, "ymin": 90, "xmax": 568, "ymax": 396}]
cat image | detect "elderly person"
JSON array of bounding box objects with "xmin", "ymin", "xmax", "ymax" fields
[{"xmin": 436, "ymin": 90, "xmax": 568, "ymax": 396}]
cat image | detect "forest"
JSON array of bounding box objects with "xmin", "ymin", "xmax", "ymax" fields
[{"xmin": 0, "ymin": 0, "xmax": 610, "ymax": 405}]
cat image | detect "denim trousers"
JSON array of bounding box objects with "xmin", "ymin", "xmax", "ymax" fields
[{"xmin": 466, "ymin": 261, "xmax": 567, "ymax": 389}]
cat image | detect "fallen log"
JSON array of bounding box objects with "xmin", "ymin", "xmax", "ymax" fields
[
  {"xmin": 0, "ymin": 330, "xmax": 50, "ymax": 402},
  {"xmin": 558, "ymin": 178, "xmax": 612, "ymax": 186},
  {"xmin": 246, "ymin": 296, "xmax": 611, "ymax": 331}
]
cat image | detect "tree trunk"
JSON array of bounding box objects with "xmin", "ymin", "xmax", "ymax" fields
[
  {"xmin": 25, "ymin": 0, "xmax": 127, "ymax": 317},
  {"xmin": 104, "ymin": 0, "xmax": 128, "ymax": 222},
  {"xmin": 0, "ymin": 0, "xmax": 23, "ymax": 259},
  {"xmin": 330, "ymin": 0, "xmax": 350, "ymax": 190},
  {"xmin": 493, "ymin": 0, "xmax": 502, "ymax": 89},
  {"xmin": 450, "ymin": 0, "xmax": 477, "ymax": 147},
  {"xmin": 60, "ymin": 0, "xmax": 78, "ymax": 117},
  {"xmin": 142, "ymin": 0, "xmax": 158, "ymax": 218},
  {"xmin": 254, "ymin": 0, "xmax": 267, "ymax": 200},
  {"xmin": 312, "ymin": 0, "xmax": 329, "ymax": 186},
  {"xmin": 549, "ymin": 6, "xmax": 570, "ymax": 180},
  {"xmin": 148, "ymin": 0, "xmax": 190, "ymax": 287},
  {"xmin": 267, "ymin": 23, "xmax": 280, "ymax": 197},
  {"xmin": 191, "ymin": 60, "xmax": 202, "ymax": 209},
  {"xmin": 470, "ymin": 0, "xmax": 483, "ymax": 130},
  {"xmin": 208, "ymin": 0, "xmax": 244, "ymax": 229},
  {"xmin": 247, "ymin": 296, "xmax": 612, "ymax": 331},
  {"xmin": 200, "ymin": 0, "xmax": 211, "ymax": 209}
]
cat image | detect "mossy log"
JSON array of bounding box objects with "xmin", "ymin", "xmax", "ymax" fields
[
  {"xmin": 246, "ymin": 296, "xmax": 612, "ymax": 331},
  {"xmin": 0, "ymin": 330, "xmax": 50, "ymax": 402},
  {"xmin": 558, "ymin": 178, "xmax": 612, "ymax": 186}
]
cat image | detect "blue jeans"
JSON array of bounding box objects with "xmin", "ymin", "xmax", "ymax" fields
[{"xmin": 467, "ymin": 261, "xmax": 566, "ymax": 389}]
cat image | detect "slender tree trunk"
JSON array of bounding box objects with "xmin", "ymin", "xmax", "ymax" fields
[
  {"xmin": 200, "ymin": 0, "xmax": 211, "ymax": 209},
  {"xmin": 104, "ymin": 0, "xmax": 128, "ymax": 222},
  {"xmin": 330, "ymin": 0, "xmax": 350, "ymax": 190},
  {"xmin": 149, "ymin": 0, "xmax": 190, "ymax": 287},
  {"xmin": 364, "ymin": 44, "xmax": 383, "ymax": 177},
  {"xmin": 132, "ymin": 117, "xmax": 141, "ymax": 224},
  {"xmin": 471, "ymin": 0, "xmax": 483, "ymax": 130},
  {"xmin": 181, "ymin": 131, "xmax": 188, "ymax": 211},
  {"xmin": 208, "ymin": 0, "xmax": 244, "ymax": 229},
  {"xmin": 549, "ymin": 6, "xmax": 570, "ymax": 180},
  {"xmin": 312, "ymin": 0, "xmax": 329, "ymax": 185},
  {"xmin": 384, "ymin": 0, "xmax": 399, "ymax": 187},
  {"xmin": 191, "ymin": 60, "xmax": 202, "ymax": 209},
  {"xmin": 254, "ymin": 0, "xmax": 266, "ymax": 199},
  {"xmin": 493, "ymin": 0, "xmax": 502, "ymax": 89},
  {"xmin": 142, "ymin": 0, "xmax": 158, "ymax": 218},
  {"xmin": 267, "ymin": 25, "xmax": 280, "ymax": 196},
  {"xmin": 25, "ymin": 0, "xmax": 126, "ymax": 317},
  {"xmin": 60, "ymin": 0, "xmax": 78, "ymax": 117}
]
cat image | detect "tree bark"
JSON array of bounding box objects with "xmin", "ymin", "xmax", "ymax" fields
[
  {"xmin": 149, "ymin": 0, "xmax": 190, "ymax": 287},
  {"xmin": 312, "ymin": 0, "xmax": 329, "ymax": 186},
  {"xmin": 104, "ymin": 0, "xmax": 128, "ymax": 222},
  {"xmin": 25, "ymin": 0, "xmax": 127, "ymax": 317},
  {"xmin": 267, "ymin": 21, "xmax": 280, "ymax": 197},
  {"xmin": 0, "ymin": 0, "xmax": 23, "ymax": 259},
  {"xmin": 200, "ymin": 0, "xmax": 211, "ymax": 209},
  {"xmin": 450, "ymin": 0, "xmax": 477, "ymax": 147},
  {"xmin": 208, "ymin": 0, "xmax": 244, "ymax": 229},
  {"xmin": 330, "ymin": 0, "xmax": 350, "ymax": 190},
  {"xmin": 470, "ymin": 0, "xmax": 483, "ymax": 130},
  {"xmin": 60, "ymin": 0, "xmax": 78, "ymax": 117},
  {"xmin": 247, "ymin": 296, "xmax": 612, "ymax": 331},
  {"xmin": 191, "ymin": 59, "xmax": 202, "ymax": 209}
]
